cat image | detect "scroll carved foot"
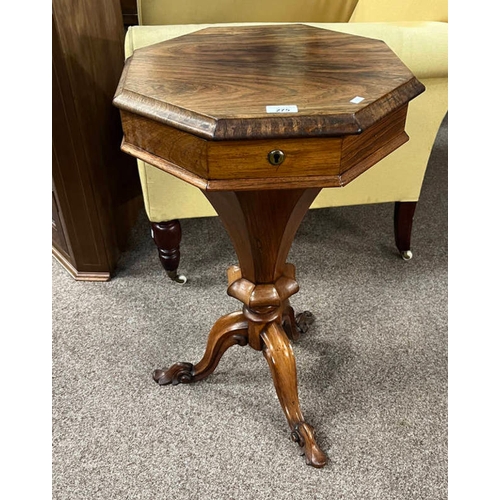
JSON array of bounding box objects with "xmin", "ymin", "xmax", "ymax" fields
[
  {"xmin": 296, "ymin": 311, "xmax": 315, "ymax": 333},
  {"xmin": 153, "ymin": 311, "xmax": 248, "ymax": 385},
  {"xmin": 282, "ymin": 305, "xmax": 315, "ymax": 341},
  {"xmin": 262, "ymin": 322, "xmax": 328, "ymax": 468},
  {"xmin": 291, "ymin": 422, "xmax": 328, "ymax": 468},
  {"xmin": 154, "ymin": 362, "xmax": 193, "ymax": 385}
]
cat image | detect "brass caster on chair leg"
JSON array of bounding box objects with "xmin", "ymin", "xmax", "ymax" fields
[
  {"xmin": 400, "ymin": 250, "xmax": 413, "ymax": 261},
  {"xmin": 167, "ymin": 270, "xmax": 187, "ymax": 284}
]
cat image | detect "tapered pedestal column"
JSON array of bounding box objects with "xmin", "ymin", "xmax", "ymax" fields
[{"xmin": 154, "ymin": 188, "xmax": 327, "ymax": 467}]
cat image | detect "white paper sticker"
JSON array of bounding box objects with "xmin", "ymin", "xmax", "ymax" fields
[
  {"xmin": 266, "ymin": 105, "xmax": 298, "ymax": 113},
  {"xmin": 350, "ymin": 96, "xmax": 365, "ymax": 104}
]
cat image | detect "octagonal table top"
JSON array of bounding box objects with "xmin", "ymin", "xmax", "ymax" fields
[{"xmin": 114, "ymin": 24, "xmax": 424, "ymax": 141}]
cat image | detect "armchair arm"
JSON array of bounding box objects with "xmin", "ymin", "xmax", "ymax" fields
[
  {"xmin": 309, "ymin": 22, "xmax": 448, "ymax": 80},
  {"xmin": 350, "ymin": 0, "xmax": 448, "ymax": 23}
]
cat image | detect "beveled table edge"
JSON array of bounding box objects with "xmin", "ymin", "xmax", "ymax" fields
[{"xmin": 113, "ymin": 36, "xmax": 425, "ymax": 141}]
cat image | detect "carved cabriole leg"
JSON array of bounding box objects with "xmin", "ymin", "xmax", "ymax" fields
[
  {"xmin": 394, "ymin": 201, "xmax": 417, "ymax": 260},
  {"xmin": 151, "ymin": 220, "xmax": 187, "ymax": 283},
  {"xmin": 262, "ymin": 322, "xmax": 327, "ymax": 468},
  {"xmin": 204, "ymin": 188, "xmax": 328, "ymax": 467},
  {"xmin": 153, "ymin": 312, "xmax": 248, "ymax": 385}
]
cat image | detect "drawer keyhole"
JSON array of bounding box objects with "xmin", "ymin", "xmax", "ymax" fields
[{"xmin": 268, "ymin": 150, "xmax": 285, "ymax": 166}]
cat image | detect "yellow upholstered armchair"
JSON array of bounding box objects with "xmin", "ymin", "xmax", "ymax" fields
[{"xmin": 125, "ymin": 0, "xmax": 448, "ymax": 282}]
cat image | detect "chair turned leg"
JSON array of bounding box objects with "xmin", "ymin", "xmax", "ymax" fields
[
  {"xmin": 394, "ymin": 201, "xmax": 417, "ymax": 261},
  {"xmin": 151, "ymin": 220, "xmax": 187, "ymax": 283}
]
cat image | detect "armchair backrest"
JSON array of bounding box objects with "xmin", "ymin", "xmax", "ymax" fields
[
  {"xmin": 350, "ymin": 0, "xmax": 448, "ymax": 22},
  {"xmin": 137, "ymin": 0, "xmax": 359, "ymax": 25}
]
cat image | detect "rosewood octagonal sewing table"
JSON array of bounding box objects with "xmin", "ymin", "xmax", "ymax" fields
[{"xmin": 113, "ymin": 24, "xmax": 424, "ymax": 468}]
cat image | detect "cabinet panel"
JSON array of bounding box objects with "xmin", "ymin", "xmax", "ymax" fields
[
  {"xmin": 52, "ymin": 0, "xmax": 141, "ymax": 281},
  {"xmin": 120, "ymin": 0, "xmax": 139, "ymax": 27},
  {"xmin": 52, "ymin": 191, "xmax": 69, "ymax": 256}
]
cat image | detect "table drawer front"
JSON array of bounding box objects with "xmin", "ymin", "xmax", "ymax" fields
[
  {"xmin": 208, "ymin": 138, "xmax": 342, "ymax": 180},
  {"xmin": 120, "ymin": 111, "xmax": 209, "ymax": 178}
]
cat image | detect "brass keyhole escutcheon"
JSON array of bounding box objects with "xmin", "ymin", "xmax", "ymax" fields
[{"xmin": 268, "ymin": 149, "xmax": 285, "ymax": 166}]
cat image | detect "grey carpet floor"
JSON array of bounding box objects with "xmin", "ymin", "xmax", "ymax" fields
[{"xmin": 52, "ymin": 116, "xmax": 447, "ymax": 500}]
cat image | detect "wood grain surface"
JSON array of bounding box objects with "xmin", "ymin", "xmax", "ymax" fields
[{"xmin": 114, "ymin": 24, "xmax": 424, "ymax": 140}]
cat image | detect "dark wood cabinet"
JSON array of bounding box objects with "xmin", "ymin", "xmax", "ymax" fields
[
  {"xmin": 52, "ymin": 0, "xmax": 141, "ymax": 281},
  {"xmin": 120, "ymin": 0, "xmax": 139, "ymax": 28}
]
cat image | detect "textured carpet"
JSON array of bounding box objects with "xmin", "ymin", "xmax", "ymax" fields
[{"xmin": 52, "ymin": 116, "xmax": 447, "ymax": 499}]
